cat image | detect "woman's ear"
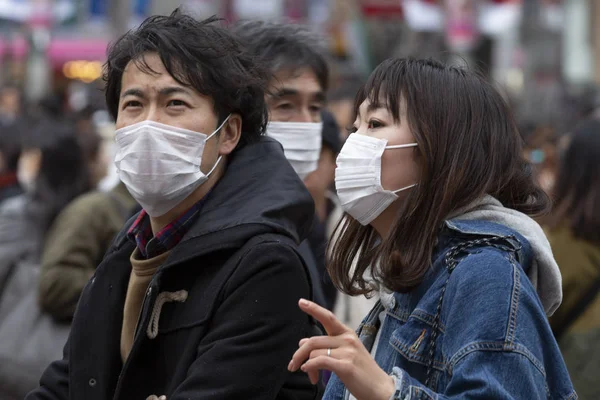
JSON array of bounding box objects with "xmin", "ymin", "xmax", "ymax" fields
[{"xmin": 218, "ymin": 114, "xmax": 242, "ymax": 155}]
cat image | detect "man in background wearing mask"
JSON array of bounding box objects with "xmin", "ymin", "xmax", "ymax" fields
[
  {"xmin": 28, "ymin": 11, "xmax": 320, "ymax": 400},
  {"xmin": 235, "ymin": 21, "xmax": 332, "ymax": 309}
]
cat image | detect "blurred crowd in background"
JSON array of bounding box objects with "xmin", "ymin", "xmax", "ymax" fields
[{"xmin": 0, "ymin": 0, "xmax": 598, "ymax": 399}]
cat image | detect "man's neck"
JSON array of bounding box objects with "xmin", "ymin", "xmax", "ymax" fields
[
  {"xmin": 313, "ymin": 194, "xmax": 328, "ymax": 223},
  {"xmin": 149, "ymin": 166, "xmax": 224, "ymax": 235}
]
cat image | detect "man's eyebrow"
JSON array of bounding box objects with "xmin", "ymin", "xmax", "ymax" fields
[
  {"xmin": 313, "ymin": 91, "xmax": 326, "ymax": 103},
  {"xmin": 270, "ymin": 88, "xmax": 326, "ymax": 103},
  {"xmin": 121, "ymin": 86, "xmax": 193, "ymax": 99},
  {"xmin": 158, "ymin": 86, "xmax": 192, "ymax": 97},
  {"xmin": 121, "ymin": 88, "xmax": 146, "ymax": 99},
  {"xmin": 270, "ymin": 88, "xmax": 299, "ymax": 98}
]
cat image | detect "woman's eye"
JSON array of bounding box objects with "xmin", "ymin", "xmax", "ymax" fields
[{"xmin": 368, "ymin": 120, "xmax": 383, "ymax": 129}]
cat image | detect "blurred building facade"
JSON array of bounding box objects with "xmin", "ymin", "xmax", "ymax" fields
[{"xmin": 0, "ymin": 0, "xmax": 597, "ymax": 127}]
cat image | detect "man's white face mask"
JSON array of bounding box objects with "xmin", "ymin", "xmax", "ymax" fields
[
  {"xmin": 266, "ymin": 121, "xmax": 322, "ymax": 180},
  {"xmin": 114, "ymin": 116, "xmax": 230, "ymax": 217}
]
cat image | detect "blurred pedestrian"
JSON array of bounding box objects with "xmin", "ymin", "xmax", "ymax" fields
[
  {"xmin": 522, "ymin": 125, "xmax": 559, "ymax": 195},
  {"xmin": 547, "ymin": 119, "xmax": 600, "ymax": 399},
  {"xmin": 235, "ymin": 20, "xmax": 332, "ymax": 309},
  {"xmin": 287, "ymin": 58, "xmax": 575, "ymax": 399},
  {"xmin": 28, "ymin": 11, "xmax": 320, "ymax": 400},
  {"xmin": 76, "ymin": 124, "xmax": 108, "ymax": 189},
  {"xmin": 0, "ymin": 121, "xmax": 92, "ymax": 267},
  {"xmin": 36, "ymin": 97, "xmax": 124, "ymax": 323},
  {"xmin": 0, "ymin": 120, "xmax": 25, "ymax": 204},
  {"xmin": 38, "ymin": 181, "xmax": 136, "ymax": 321},
  {"xmin": 0, "ymin": 122, "xmax": 92, "ymax": 399},
  {"xmin": 0, "ymin": 84, "xmax": 23, "ymax": 125}
]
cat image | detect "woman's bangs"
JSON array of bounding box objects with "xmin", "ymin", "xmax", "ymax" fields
[{"xmin": 354, "ymin": 61, "xmax": 404, "ymax": 122}]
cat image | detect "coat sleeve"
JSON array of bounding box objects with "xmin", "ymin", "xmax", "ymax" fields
[
  {"xmin": 24, "ymin": 339, "xmax": 70, "ymax": 400},
  {"xmin": 38, "ymin": 194, "xmax": 113, "ymax": 320},
  {"xmin": 169, "ymin": 241, "xmax": 315, "ymax": 400}
]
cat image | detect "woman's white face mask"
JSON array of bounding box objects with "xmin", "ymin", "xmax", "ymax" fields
[{"xmin": 335, "ymin": 133, "xmax": 418, "ymax": 225}]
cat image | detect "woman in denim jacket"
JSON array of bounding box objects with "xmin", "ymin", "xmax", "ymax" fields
[{"xmin": 288, "ymin": 58, "xmax": 576, "ymax": 399}]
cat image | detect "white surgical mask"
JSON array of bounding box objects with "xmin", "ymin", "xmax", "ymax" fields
[
  {"xmin": 114, "ymin": 116, "xmax": 230, "ymax": 217},
  {"xmin": 335, "ymin": 133, "xmax": 418, "ymax": 226},
  {"xmin": 266, "ymin": 121, "xmax": 322, "ymax": 180}
]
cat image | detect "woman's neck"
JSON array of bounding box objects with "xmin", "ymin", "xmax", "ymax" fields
[{"xmin": 371, "ymin": 203, "xmax": 400, "ymax": 239}]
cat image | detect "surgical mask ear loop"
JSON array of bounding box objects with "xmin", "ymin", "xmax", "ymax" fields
[
  {"xmin": 385, "ymin": 143, "xmax": 418, "ymax": 150},
  {"xmin": 392, "ymin": 183, "xmax": 418, "ymax": 194},
  {"xmin": 201, "ymin": 115, "xmax": 230, "ymax": 176},
  {"xmin": 206, "ymin": 114, "xmax": 232, "ymax": 141},
  {"xmin": 203, "ymin": 155, "xmax": 223, "ymax": 177}
]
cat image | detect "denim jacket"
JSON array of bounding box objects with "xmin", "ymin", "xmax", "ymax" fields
[{"xmin": 324, "ymin": 219, "xmax": 576, "ymax": 400}]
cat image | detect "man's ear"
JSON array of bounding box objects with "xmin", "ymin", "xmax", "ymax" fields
[{"xmin": 218, "ymin": 113, "xmax": 242, "ymax": 155}]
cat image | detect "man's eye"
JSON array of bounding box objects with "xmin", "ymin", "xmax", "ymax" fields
[
  {"xmin": 277, "ymin": 103, "xmax": 293, "ymax": 110},
  {"xmin": 309, "ymin": 105, "xmax": 323, "ymax": 113},
  {"xmin": 168, "ymin": 99, "xmax": 187, "ymax": 107},
  {"xmin": 124, "ymin": 100, "xmax": 142, "ymax": 109}
]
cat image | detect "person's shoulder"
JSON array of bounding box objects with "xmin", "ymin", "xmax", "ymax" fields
[
  {"xmin": 233, "ymin": 234, "xmax": 307, "ymax": 277},
  {"xmin": 56, "ymin": 191, "xmax": 122, "ymax": 225},
  {"xmin": 0, "ymin": 193, "xmax": 27, "ymax": 217},
  {"xmin": 66, "ymin": 191, "xmax": 114, "ymax": 212},
  {"xmin": 446, "ymin": 244, "xmax": 518, "ymax": 303},
  {"xmin": 438, "ymin": 230, "xmax": 525, "ymax": 327}
]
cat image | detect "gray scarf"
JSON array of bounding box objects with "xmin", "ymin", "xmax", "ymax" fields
[
  {"xmin": 379, "ymin": 195, "xmax": 562, "ymax": 316},
  {"xmin": 449, "ymin": 195, "xmax": 561, "ymax": 316}
]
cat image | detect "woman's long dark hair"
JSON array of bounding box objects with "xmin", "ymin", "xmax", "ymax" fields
[
  {"xmin": 27, "ymin": 121, "xmax": 92, "ymax": 234},
  {"xmin": 329, "ymin": 58, "xmax": 549, "ymax": 296},
  {"xmin": 548, "ymin": 119, "xmax": 600, "ymax": 243}
]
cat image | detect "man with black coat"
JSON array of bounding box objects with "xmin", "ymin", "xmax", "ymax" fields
[
  {"xmin": 27, "ymin": 11, "xmax": 321, "ymax": 400},
  {"xmin": 234, "ymin": 21, "xmax": 333, "ymax": 310}
]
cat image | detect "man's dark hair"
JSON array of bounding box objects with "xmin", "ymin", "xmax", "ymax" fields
[
  {"xmin": 104, "ymin": 10, "xmax": 269, "ymax": 147},
  {"xmin": 233, "ymin": 20, "xmax": 329, "ymax": 92},
  {"xmin": 0, "ymin": 120, "xmax": 24, "ymax": 172}
]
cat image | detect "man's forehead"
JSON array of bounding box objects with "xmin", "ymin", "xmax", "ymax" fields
[
  {"xmin": 271, "ymin": 68, "xmax": 322, "ymax": 91},
  {"xmin": 121, "ymin": 57, "xmax": 185, "ymax": 91}
]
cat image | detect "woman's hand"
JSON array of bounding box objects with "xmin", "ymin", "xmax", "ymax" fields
[{"xmin": 288, "ymin": 299, "xmax": 395, "ymax": 400}]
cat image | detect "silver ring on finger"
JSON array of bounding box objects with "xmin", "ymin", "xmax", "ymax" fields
[{"xmin": 327, "ymin": 348, "xmax": 331, "ymax": 357}]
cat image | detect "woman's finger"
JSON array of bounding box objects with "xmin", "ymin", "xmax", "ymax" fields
[
  {"xmin": 307, "ymin": 367, "xmax": 319, "ymax": 385},
  {"xmin": 299, "ymin": 299, "xmax": 350, "ymax": 336},
  {"xmin": 301, "ymin": 355, "xmax": 346, "ymax": 383},
  {"xmin": 289, "ymin": 335, "xmax": 342, "ymax": 371}
]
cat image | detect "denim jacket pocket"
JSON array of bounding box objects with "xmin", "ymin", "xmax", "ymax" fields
[{"xmin": 389, "ymin": 313, "xmax": 447, "ymax": 389}]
